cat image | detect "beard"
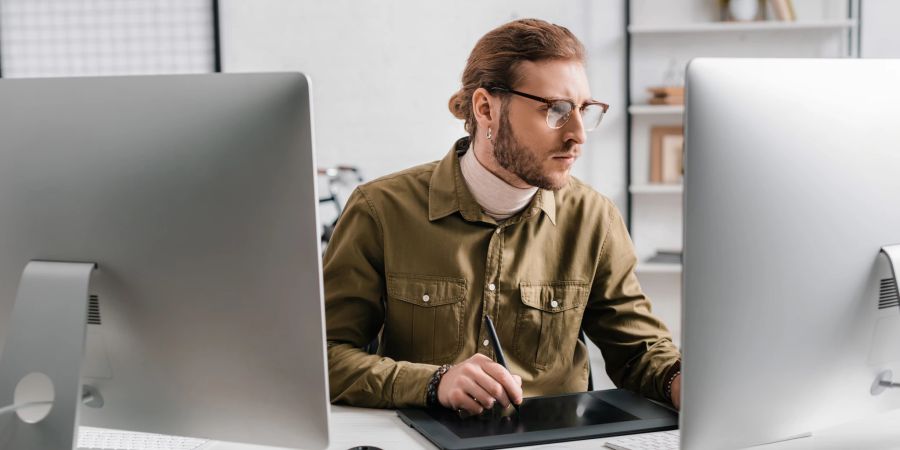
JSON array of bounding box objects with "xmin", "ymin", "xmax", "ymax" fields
[{"xmin": 491, "ymin": 112, "xmax": 574, "ymax": 191}]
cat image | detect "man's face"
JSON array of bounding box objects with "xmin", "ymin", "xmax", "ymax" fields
[{"xmin": 492, "ymin": 59, "xmax": 591, "ymax": 191}]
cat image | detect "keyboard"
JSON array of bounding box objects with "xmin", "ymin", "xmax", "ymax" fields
[
  {"xmin": 604, "ymin": 430, "xmax": 680, "ymax": 450},
  {"xmin": 78, "ymin": 426, "xmax": 209, "ymax": 450}
]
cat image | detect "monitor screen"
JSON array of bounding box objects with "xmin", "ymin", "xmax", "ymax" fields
[
  {"xmin": 0, "ymin": 73, "xmax": 330, "ymax": 449},
  {"xmin": 682, "ymin": 58, "xmax": 900, "ymax": 450}
]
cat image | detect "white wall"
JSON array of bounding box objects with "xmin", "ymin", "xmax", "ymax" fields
[
  {"xmin": 861, "ymin": 0, "xmax": 900, "ymax": 57},
  {"xmin": 220, "ymin": 0, "xmax": 626, "ymax": 389},
  {"xmin": 220, "ymin": 0, "xmax": 627, "ymax": 212}
]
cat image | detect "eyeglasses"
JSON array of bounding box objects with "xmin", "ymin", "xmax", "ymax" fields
[{"xmin": 488, "ymin": 86, "xmax": 609, "ymax": 131}]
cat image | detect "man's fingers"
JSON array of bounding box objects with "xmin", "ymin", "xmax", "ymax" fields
[
  {"xmin": 470, "ymin": 369, "xmax": 512, "ymax": 408},
  {"xmin": 460, "ymin": 379, "xmax": 496, "ymax": 410},
  {"xmin": 443, "ymin": 353, "xmax": 524, "ymax": 415},
  {"xmin": 481, "ymin": 361, "xmax": 524, "ymax": 405},
  {"xmin": 451, "ymin": 390, "xmax": 483, "ymax": 416}
]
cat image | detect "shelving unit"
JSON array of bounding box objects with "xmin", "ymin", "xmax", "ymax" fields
[
  {"xmin": 630, "ymin": 184, "xmax": 682, "ymax": 195},
  {"xmin": 625, "ymin": 0, "xmax": 860, "ymax": 347},
  {"xmin": 635, "ymin": 263, "xmax": 683, "ymax": 275},
  {"xmin": 627, "ymin": 105, "xmax": 684, "ymax": 115},
  {"xmin": 627, "ymin": 18, "xmax": 856, "ymax": 34}
]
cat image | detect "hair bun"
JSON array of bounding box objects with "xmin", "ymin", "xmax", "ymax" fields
[{"xmin": 448, "ymin": 90, "xmax": 466, "ymax": 120}]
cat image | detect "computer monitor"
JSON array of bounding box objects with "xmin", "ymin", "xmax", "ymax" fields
[
  {"xmin": 0, "ymin": 73, "xmax": 330, "ymax": 449},
  {"xmin": 681, "ymin": 58, "xmax": 900, "ymax": 449}
]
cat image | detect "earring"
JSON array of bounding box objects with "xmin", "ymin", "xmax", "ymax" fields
[{"xmin": 486, "ymin": 127, "xmax": 492, "ymax": 141}]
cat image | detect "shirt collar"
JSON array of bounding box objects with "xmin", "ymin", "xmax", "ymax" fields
[{"xmin": 428, "ymin": 137, "xmax": 557, "ymax": 225}]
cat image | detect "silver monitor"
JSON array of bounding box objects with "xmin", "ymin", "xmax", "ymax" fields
[
  {"xmin": 0, "ymin": 73, "xmax": 330, "ymax": 449},
  {"xmin": 682, "ymin": 58, "xmax": 900, "ymax": 450}
]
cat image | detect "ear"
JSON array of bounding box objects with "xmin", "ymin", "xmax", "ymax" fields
[{"xmin": 472, "ymin": 87, "xmax": 499, "ymax": 136}]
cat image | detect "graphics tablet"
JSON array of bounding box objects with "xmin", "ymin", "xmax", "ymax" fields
[{"xmin": 397, "ymin": 389, "xmax": 678, "ymax": 450}]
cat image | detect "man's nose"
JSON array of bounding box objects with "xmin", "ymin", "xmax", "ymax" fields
[{"xmin": 563, "ymin": 110, "xmax": 587, "ymax": 145}]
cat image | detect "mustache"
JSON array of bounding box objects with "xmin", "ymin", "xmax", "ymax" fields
[
  {"xmin": 552, "ymin": 142, "xmax": 579, "ymax": 158},
  {"xmin": 552, "ymin": 148, "xmax": 580, "ymax": 159}
]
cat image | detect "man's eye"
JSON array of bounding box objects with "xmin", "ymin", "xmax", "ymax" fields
[{"xmin": 550, "ymin": 103, "xmax": 571, "ymax": 115}]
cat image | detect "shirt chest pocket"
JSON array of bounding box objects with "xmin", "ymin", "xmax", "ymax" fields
[
  {"xmin": 383, "ymin": 273, "xmax": 467, "ymax": 364},
  {"xmin": 513, "ymin": 281, "xmax": 589, "ymax": 369}
]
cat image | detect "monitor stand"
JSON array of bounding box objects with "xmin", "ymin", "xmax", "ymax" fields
[
  {"xmin": 0, "ymin": 260, "xmax": 96, "ymax": 450},
  {"xmin": 871, "ymin": 245, "xmax": 900, "ymax": 395}
]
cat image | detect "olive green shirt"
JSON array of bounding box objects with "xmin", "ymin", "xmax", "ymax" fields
[{"xmin": 324, "ymin": 138, "xmax": 680, "ymax": 408}]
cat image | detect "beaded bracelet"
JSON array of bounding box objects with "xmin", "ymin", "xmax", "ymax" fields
[
  {"xmin": 665, "ymin": 370, "xmax": 681, "ymax": 401},
  {"xmin": 426, "ymin": 364, "xmax": 452, "ymax": 407},
  {"xmin": 664, "ymin": 360, "xmax": 682, "ymax": 402}
]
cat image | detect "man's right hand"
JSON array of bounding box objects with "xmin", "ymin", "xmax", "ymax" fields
[{"xmin": 437, "ymin": 353, "xmax": 523, "ymax": 416}]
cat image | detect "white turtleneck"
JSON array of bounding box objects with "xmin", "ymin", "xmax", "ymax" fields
[{"xmin": 459, "ymin": 147, "xmax": 538, "ymax": 221}]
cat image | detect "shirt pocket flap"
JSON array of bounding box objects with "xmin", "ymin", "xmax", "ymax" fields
[
  {"xmin": 519, "ymin": 281, "xmax": 588, "ymax": 312},
  {"xmin": 386, "ymin": 273, "xmax": 467, "ymax": 307}
]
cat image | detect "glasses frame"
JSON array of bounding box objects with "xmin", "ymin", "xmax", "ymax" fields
[{"xmin": 487, "ymin": 86, "xmax": 609, "ymax": 130}]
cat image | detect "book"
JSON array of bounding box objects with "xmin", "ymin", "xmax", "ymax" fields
[
  {"xmin": 647, "ymin": 86, "xmax": 685, "ymax": 106},
  {"xmin": 769, "ymin": 0, "xmax": 795, "ymax": 21},
  {"xmin": 649, "ymin": 96, "xmax": 684, "ymax": 105},
  {"xmin": 770, "ymin": 0, "xmax": 787, "ymax": 21},
  {"xmin": 647, "ymin": 86, "xmax": 685, "ymax": 98},
  {"xmin": 785, "ymin": 0, "xmax": 796, "ymax": 21}
]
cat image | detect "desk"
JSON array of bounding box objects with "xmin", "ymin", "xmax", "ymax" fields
[{"xmin": 204, "ymin": 405, "xmax": 900, "ymax": 450}]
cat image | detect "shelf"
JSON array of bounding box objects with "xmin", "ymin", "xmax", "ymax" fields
[
  {"xmin": 630, "ymin": 184, "xmax": 683, "ymax": 194},
  {"xmin": 628, "ymin": 105, "xmax": 684, "ymax": 115},
  {"xmin": 635, "ymin": 263, "xmax": 682, "ymax": 274},
  {"xmin": 628, "ymin": 19, "xmax": 856, "ymax": 35}
]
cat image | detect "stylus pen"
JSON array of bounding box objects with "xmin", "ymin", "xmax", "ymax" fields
[{"xmin": 484, "ymin": 315, "xmax": 520, "ymax": 412}]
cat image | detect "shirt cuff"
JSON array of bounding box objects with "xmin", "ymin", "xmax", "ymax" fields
[{"xmin": 391, "ymin": 361, "xmax": 440, "ymax": 407}]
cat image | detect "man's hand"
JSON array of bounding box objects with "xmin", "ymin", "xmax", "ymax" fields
[
  {"xmin": 671, "ymin": 374, "xmax": 682, "ymax": 410},
  {"xmin": 437, "ymin": 353, "xmax": 523, "ymax": 416}
]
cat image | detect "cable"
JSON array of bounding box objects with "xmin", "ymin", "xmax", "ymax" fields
[{"xmin": 0, "ymin": 400, "xmax": 53, "ymax": 417}]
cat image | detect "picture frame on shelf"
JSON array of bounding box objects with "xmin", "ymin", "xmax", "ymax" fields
[{"xmin": 649, "ymin": 126, "xmax": 684, "ymax": 184}]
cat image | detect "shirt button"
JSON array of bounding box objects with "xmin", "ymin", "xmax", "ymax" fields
[
  {"xmin": 422, "ymin": 294, "xmax": 430, "ymax": 303},
  {"xmin": 550, "ymin": 300, "xmax": 559, "ymax": 308},
  {"xmin": 483, "ymin": 339, "xmax": 490, "ymax": 347},
  {"xmin": 488, "ymin": 283, "xmax": 496, "ymax": 292},
  {"xmin": 495, "ymin": 228, "xmax": 502, "ymax": 234}
]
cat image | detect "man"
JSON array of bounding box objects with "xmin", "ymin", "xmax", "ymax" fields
[{"xmin": 324, "ymin": 18, "xmax": 681, "ymax": 416}]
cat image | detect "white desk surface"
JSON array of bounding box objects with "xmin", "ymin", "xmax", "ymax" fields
[{"xmin": 203, "ymin": 404, "xmax": 900, "ymax": 450}]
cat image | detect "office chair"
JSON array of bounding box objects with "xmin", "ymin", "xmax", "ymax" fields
[
  {"xmin": 317, "ymin": 165, "xmax": 364, "ymax": 250},
  {"xmin": 578, "ymin": 329, "xmax": 594, "ymax": 391}
]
